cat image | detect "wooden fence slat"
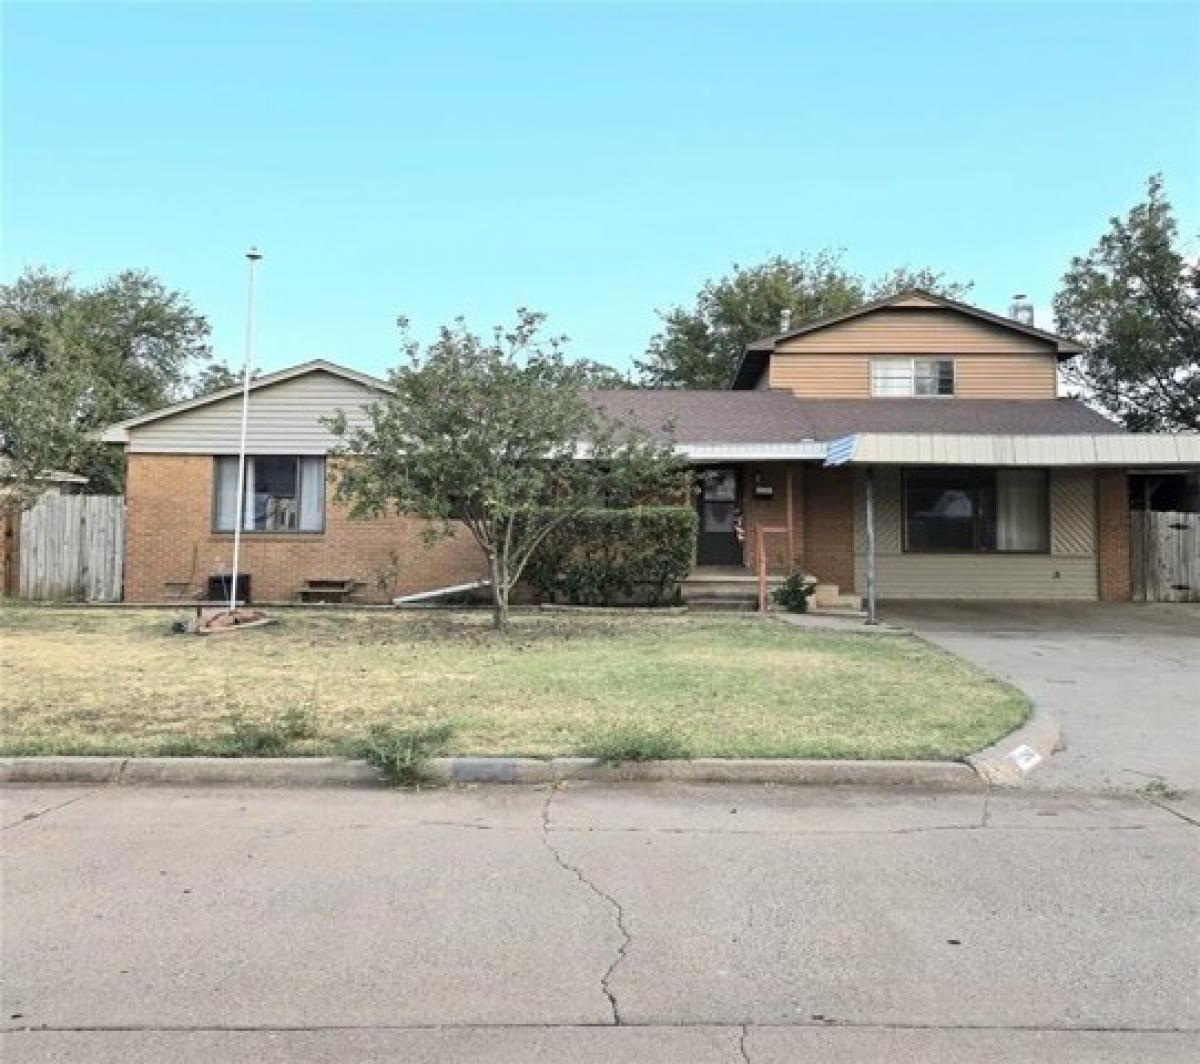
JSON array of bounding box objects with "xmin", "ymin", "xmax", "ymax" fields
[
  {"xmin": 1131, "ymin": 510, "xmax": 1199, "ymax": 603},
  {"xmin": 17, "ymin": 494, "xmax": 124, "ymax": 602}
]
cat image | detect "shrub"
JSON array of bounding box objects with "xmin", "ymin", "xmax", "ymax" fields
[
  {"xmin": 582, "ymin": 725, "xmax": 690, "ymax": 763},
  {"xmin": 523, "ymin": 506, "xmax": 697, "ymax": 606},
  {"xmin": 352, "ymin": 723, "xmax": 455, "ymax": 785},
  {"xmin": 772, "ymin": 571, "xmax": 816, "ymax": 613}
]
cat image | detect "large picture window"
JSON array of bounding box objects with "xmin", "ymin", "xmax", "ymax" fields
[
  {"xmin": 213, "ymin": 456, "xmax": 326, "ymax": 533},
  {"xmin": 871, "ymin": 358, "xmax": 955, "ymax": 397},
  {"xmin": 903, "ymin": 468, "xmax": 1048, "ymax": 553}
]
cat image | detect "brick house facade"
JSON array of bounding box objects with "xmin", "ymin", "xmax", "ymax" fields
[
  {"xmin": 100, "ymin": 292, "xmax": 1199, "ymax": 606},
  {"xmin": 123, "ymin": 454, "xmax": 483, "ymax": 604}
]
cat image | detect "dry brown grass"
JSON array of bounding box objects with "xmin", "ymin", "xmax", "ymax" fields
[{"xmin": 0, "ymin": 605, "xmax": 1028, "ymax": 760}]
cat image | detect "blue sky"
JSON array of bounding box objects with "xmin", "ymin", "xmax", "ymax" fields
[{"xmin": 4, "ymin": 1, "xmax": 1198, "ymax": 377}]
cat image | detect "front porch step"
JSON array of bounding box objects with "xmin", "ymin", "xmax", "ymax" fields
[{"xmin": 812, "ymin": 583, "xmax": 862, "ymax": 611}]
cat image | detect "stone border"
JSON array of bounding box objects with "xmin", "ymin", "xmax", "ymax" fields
[{"xmin": 1, "ymin": 755, "xmax": 982, "ymax": 789}]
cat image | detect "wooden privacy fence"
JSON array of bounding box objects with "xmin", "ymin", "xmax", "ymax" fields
[
  {"xmin": 1131, "ymin": 510, "xmax": 1199, "ymax": 603},
  {"xmin": 17, "ymin": 495, "xmax": 124, "ymax": 602}
]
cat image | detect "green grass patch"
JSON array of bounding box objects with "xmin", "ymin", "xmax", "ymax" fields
[{"xmin": 0, "ymin": 604, "xmax": 1028, "ymax": 761}]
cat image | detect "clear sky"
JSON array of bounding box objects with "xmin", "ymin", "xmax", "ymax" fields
[{"xmin": 4, "ymin": 1, "xmax": 1198, "ymax": 378}]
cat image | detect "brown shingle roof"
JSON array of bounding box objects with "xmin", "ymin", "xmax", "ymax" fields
[{"xmin": 587, "ymin": 390, "xmax": 1122, "ymax": 444}]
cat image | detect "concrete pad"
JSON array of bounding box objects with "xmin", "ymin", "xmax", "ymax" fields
[
  {"xmin": 0, "ymin": 1027, "xmax": 742, "ymax": 1064},
  {"xmin": 549, "ymin": 783, "xmax": 987, "ymax": 834},
  {"xmin": 554, "ymin": 821, "xmax": 1198, "ymax": 1029},
  {"xmin": 747, "ymin": 1026, "xmax": 1200, "ymax": 1063}
]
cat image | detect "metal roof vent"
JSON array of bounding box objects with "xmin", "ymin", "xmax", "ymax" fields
[{"xmin": 1009, "ymin": 294, "xmax": 1035, "ymax": 327}]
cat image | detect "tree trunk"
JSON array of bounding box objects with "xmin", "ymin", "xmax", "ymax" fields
[{"xmin": 488, "ymin": 553, "xmax": 509, "ymax": 631}]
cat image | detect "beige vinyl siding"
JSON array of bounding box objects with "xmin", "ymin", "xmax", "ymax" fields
[
  {"xmin": 852, "ymin": 468, "xmax": 1100, "ymax": 600},
  {"xmin": 769, "ymin": 353, "xmax": 1057, "ymax": 398},
  {"xmin": 127, "ymin": 371, "xmax": 384, "ymax": 454},
  {"xmin": 767, "ymin": 307, "xmax": 1059, "ymax": 399},
  {"xmin": 775, "ymin": 310, "xmax": 1053, "ymax": 354}
]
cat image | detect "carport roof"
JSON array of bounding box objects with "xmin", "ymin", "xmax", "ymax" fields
[{"xmin": 824, "ymin": 432, "xmax": 1200, "ymax": 468}]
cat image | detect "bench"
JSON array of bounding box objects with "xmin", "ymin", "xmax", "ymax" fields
[{"xmin": 297, "ymin": 578, "xmax": 360, "ymax": 604}]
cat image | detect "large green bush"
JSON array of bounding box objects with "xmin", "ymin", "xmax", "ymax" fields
[{"xmin": 524, "ymin": 507, "xmax": 697, "ymax": 606}]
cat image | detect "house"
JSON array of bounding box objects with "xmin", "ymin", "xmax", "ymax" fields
[{"xmin": 101, "ymin": 290, "xmax": 1200, "ymax": 607}]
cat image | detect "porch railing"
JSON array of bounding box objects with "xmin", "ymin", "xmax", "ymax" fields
[{"xmin": 754, "ymin": 524, "xmax": 792, "ymax": 612}]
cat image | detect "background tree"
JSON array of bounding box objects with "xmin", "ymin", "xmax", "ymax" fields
[
  {"xmin": 191, "ymin": 359, "xmax": 257, "ymax": 397},
  {"xmin": 636, "ymin": 252, "xmax": 972, "ymax": 388},
  {"xmin": 0, "ymin": 267, "xmax": 211, "ymax": 496},
  {"xmin": 1054, "ymin": 174, "xmax": 1199, "ymax": 431},
  {"xmin": 329, "ymin": 310, "xmax": 688, "ymax": 630}
]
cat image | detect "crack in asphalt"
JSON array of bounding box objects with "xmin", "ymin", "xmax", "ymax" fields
[
  {"xmin": 737, "ymin": 1023, "xmax": 752, "ymax": 1062},
  {"xmin": 0, "ymin": 789, "xmax": 101, "ymax": 832},
  {"xmin": 1141, "ymin": 797, "xmax": 1199, "ymax": 828},
  {"xmin": 540, "ymin": 787, "xmax": 632, "ymax": 1026},
  {"xmin": 4, "ymin": 1020, "xmax": 1196, "ymax": 1034}
]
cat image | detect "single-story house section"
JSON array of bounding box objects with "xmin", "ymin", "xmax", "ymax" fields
[{"xmin": 101, "ymin": 290, "xmax": 1200, "ymax": 606}]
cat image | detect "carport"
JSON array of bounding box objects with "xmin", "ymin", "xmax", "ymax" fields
[{"xmin": 825, "ymin": 432, "xmax": 1200, "ymax": 621}]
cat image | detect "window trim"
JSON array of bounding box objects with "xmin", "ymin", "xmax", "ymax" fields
[
  {"xmin": 211, "ymin": 455, "xmax": 327, "ymax": 536},
  {"xmin": 870, "ymin": 357, "xmax": 956, "ymax": 398},
  {"xmin": 901, "ymin": 466, "xmax": 1050, "ymax": 555}
]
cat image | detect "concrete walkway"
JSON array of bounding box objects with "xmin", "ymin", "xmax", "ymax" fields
[
  {"xmin": 3, "ymin": 783, "xmax": 1197, "ymax": 1062},
  {"xmin": 884, "ymin": 603, "xmax": 1200, "ymax": 794}
]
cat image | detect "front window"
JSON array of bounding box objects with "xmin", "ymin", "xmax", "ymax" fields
[
  {"xmin": 213, "ymin": 456, "xmax": 326, "ymax": 533},
  {"xmin": 904, "ymin": 468, "xmax": 1048, "ymax": 553},
  {"xmin": 871, "ymin": 358, "xmax": 955, "ymax": 397}
]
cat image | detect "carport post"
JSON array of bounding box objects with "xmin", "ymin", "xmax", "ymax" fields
[{"xmin": 864, "ymin": 465, "xmax": 878, "ymax": 625}]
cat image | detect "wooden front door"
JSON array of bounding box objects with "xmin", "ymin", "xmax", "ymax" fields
[{"xmin": 695, "ymin": 468, "xmax": 743, "ymax": 566}]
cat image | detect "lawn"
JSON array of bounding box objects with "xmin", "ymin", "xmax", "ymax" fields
[{"xmin": 0, "ymin": 606, "xmax": 1027, "ymax": 761}]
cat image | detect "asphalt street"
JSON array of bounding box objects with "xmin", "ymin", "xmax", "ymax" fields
[{"xmin": 3, "ymin": 782, "xmax": 1197, "ymax": 1062}]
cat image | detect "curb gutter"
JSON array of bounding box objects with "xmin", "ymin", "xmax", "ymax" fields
[
  {"xmin": 1, "ymin": 755, "xmax": 982, "ymax": 789},
  {"xmin": 966, "ymin": 705, "xmax": 1063, "ymax": 786}
]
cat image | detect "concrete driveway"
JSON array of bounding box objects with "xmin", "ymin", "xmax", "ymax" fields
[{"xmin": 883, "ymin": 602, "xmax": 1200, "ymax": 794}]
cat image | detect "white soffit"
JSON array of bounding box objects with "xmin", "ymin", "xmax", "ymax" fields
[{"xmin": 824, "ymin": 433, "xmax": 1200, "ymax": 468}]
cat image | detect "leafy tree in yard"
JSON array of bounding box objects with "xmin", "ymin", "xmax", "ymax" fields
[
  {"xmin": 636, "ymin": 252, "xmax": 972, "ymax": 388},
  {"xmin": 329, "ymin": 310, "xmax": 688, "ymax": 630},
  {"xmin": 0, "ymin": 267, "xmax": 211, "ymax": 498},
  {"xmin": 1054, "ymin": 174, "xmax": 1199, "ymax": 431}
]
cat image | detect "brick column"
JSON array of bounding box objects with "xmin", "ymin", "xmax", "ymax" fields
[
  {"xmin": 803, "ymin": 467, "xmax": 855, "ymax": 590},
  {"xmin": 1097, "ymin": 470, "xmax": 1131, "ymax": 602}
]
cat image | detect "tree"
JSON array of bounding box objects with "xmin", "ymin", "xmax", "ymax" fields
[
  {"xmin": 636, "ymin": 252, "xmax": 972, "ymax": 388},
  {"xmin": 0, "ymin": 267, "xmax": 211, "ymax": 496},
  {"xmin": 1053, "ymin": 174, "xmax": 1199, "ymax": 431},
  {"xmin": 329, "ymin": 310, "xmax": 688, "ymax": 630},
  {"xmin": 191, "ymin": 359, "xmax": 256, "ymax": 397}
]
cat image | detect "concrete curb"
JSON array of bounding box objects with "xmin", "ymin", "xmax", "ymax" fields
[
  {"xmin": 966, "ymin": 705, "xmax": 1063, "ymax": 786},
  {"xmin": 0, "ymin": 755, "xmax": 981, "ymax": 789}
]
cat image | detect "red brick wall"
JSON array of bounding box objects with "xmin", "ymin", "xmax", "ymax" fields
[
  {"xmin": 1097, "ymin": 469, "xmax": 1131, "ymax": 602},
  {"xmin": 803, "ymin": 466, "xmax": 855, "ymax": 590},
  {"xmin": 123, "ymin": 454, "xmax": 485, "ymax": 604}
]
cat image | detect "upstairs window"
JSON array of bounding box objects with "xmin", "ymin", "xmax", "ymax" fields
[
  {"xmin": 871, "ymin": 358, "xmax": 955, "ymax": 397},
  {"xmin": 214, "ymin": 456, "xmax": 326, "ymax": 533}
]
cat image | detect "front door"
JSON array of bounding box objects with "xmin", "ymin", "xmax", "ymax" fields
[{"xmin": 695, "ymin": 468, "xmax": 743, "ymax": 566}]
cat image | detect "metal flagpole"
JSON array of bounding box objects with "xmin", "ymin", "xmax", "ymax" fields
[{"xmin": 228, "ymin": 247, "xmax": 262, "ymax": 612}]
